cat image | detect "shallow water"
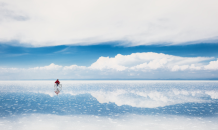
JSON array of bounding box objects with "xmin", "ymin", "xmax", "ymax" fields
[{"xmin": 0, "ymin": 80, "xmax": 218, "ymax": 130}]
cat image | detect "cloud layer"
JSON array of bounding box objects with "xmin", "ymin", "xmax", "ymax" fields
[
  {"xmin": 0, "ymin": 52, "xmax": 218, "ymax": 79},
  {"xmin": 0, "ymin": 0, "xmax": 218, "ymax": 46}
]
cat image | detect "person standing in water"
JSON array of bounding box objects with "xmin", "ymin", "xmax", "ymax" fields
[{"xmin": 55, "ymin": 79, "xmax": 60, "ymax": 86}]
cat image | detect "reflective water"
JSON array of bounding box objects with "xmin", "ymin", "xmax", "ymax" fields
[{"xmin": 0, "ymin": 80, "xmax": 218, "ymax": 130}]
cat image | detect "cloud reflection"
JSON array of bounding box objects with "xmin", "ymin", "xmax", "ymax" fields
[
  {"xmin": 1, "ymin": 80, "xmax": 218, "ymax": 109},
  {"xmin": 0, "ymin": 80, "xmax": 218, "ymax": 129}
]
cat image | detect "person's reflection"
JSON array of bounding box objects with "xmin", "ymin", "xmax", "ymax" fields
[{"xmin": 55, "ymin": 88, "xmax": 60, "ymax": 95}]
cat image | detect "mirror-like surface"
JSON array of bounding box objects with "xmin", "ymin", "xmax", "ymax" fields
[{"xmin": 0, "ymin": 80, "xmax": 218, "ymax": 130}]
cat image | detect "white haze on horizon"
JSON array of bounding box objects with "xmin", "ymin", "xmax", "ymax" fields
[{"xmin": 0, "ymin": 114, "xmax": 218, "ymax": 130}]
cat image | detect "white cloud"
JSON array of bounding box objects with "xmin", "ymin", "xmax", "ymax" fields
[
  {"xmin": 171, "ymin": 65, "xmax": 189, "ymax": 71},
  {"xmin": 89, "ymin": 56, "xmax": 128, "ymax": 71},
  {"xmin": 63, "ymin": 65, "xmax": 86, "ymax": 70},
  {"xmin": 0, "ymin": 52, "xmax": 218, "ymax": 79},
  {"xmin": 130, "ymin": 58, "xmax": 168, "ymax": 70},
  {"xmin": 91, "ymin": 52, "xmax": 212, "ymax": 71},
  {"xmin": 171, "ymin": 64, "xmax": 203, "ymax": 71},
  {"xmin": 0, "ymin": 0, "xmax": 218, "ymax": 46},
  {"xmin": 204, "ymin": 59, "xmax": 218, "ymax": 70},
  {"xmin": 32, "ymin": 63, "xmax": 62, "ymax": 70}
]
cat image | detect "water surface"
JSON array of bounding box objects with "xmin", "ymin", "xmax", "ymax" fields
[{"xmin": 0, "ymin": 80, "xmax": 218, "ymax": 130}]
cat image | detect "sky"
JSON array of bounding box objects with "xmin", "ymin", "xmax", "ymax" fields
[{"xmin": 0, "ymin": 0, "xmax": 218, "ymax": 80}]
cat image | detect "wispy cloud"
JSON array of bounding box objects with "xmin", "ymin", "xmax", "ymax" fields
[
  {"xmin": 0, "ymin": 0, "xmax": 218, "ymax": 47},
  {"xmin": 54, "ymin": 47, "xmax": 75, "ymax": 54},
  {"xmin": 5, "ymin": 53, "xmax": 29, "ymax": 57}
]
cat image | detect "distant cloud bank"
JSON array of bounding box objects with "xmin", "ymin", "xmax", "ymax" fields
[
  {"xmin": 0, "ymin": 0, "xmax": 218, "ymax": 47},
  {"xmin": 0, "ymin": 52, "xmax": 218, "ymax": 79}
]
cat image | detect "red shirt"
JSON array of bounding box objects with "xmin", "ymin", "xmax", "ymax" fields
[{"xmin": 55, "ymin": 80, "xmax": 60, "ymax": 84}]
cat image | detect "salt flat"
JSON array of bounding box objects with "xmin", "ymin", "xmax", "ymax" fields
[{"xmin": 0, "ymin": 80, "xmax": 218, "ymax": 130}]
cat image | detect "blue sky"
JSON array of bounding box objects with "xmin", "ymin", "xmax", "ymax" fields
[
  {"xmin": 1, "ymin": 42, "xmax": 218, "ymax": 80},
  {"xmin": 0, "ymin": 0, "xmax": 218, "ymax": 79},
  {"xmin": 1, "ymin": 43, "xmax": 218, "ymax": 68}
]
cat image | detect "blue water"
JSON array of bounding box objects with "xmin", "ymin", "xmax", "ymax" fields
[{"xmin": 0, "ymin": 80, "xmax": 218, "ymax": 130}]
